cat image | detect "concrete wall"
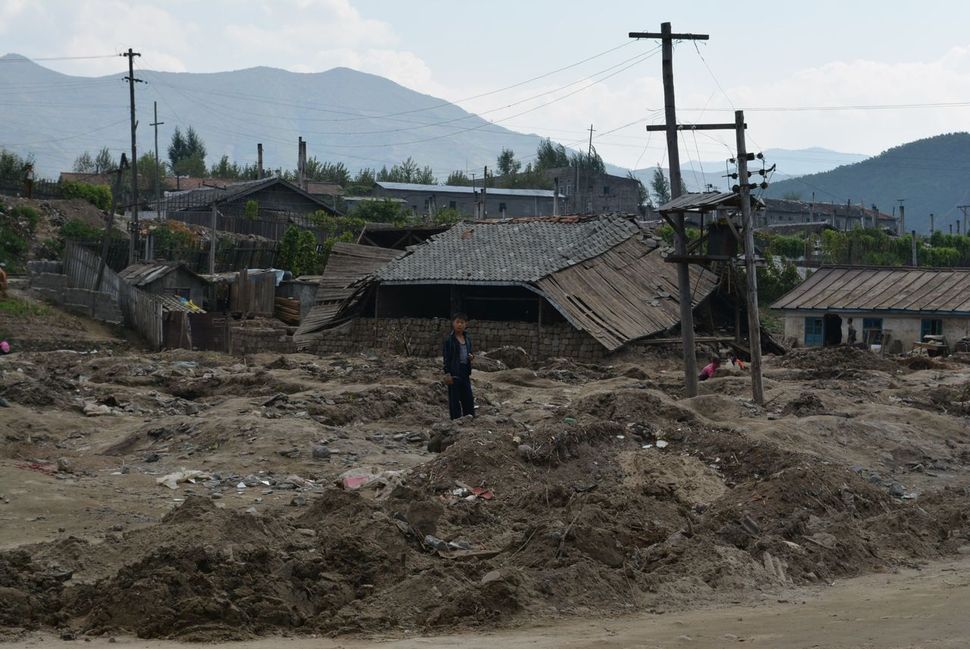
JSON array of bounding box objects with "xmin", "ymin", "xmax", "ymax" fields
[
  {"xmin": 27, "ymin": 270, "xmax": 122, "ymax": 324},
  {"xmin": 782, "ymin": 311, "xmax": 970, "ymax": 351}
]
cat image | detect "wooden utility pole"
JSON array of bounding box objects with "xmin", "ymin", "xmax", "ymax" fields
[
  {"xmin": 257, "ymin": 143, "xmax": 264, "ymax": 179},
  {"xmin": 735, "ymin": 110, "xmax": 764, "ymax": 404},
  {"xmin": 150, "ymin": 101, "xmax": 163, "ymax": 216},
  {"xmin": 482, "ymin": 165, "xmax": 488, "ymax": 217},
  {"xmin": 631, "ymin": 22, "xmax": 709, "ymax": 397},
  {"xmin": 122, "ymin": 48, "xmax": 143, "ymax": 264},
  {"xmin": 96, "ymin": 155, "xmax": 128, "ymax": 292}
]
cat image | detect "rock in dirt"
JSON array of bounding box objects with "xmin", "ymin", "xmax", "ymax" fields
[
  {"xmin": 312, "ymin": 445, "xmax": 332, "ymax": 459},
  {"xmin": 56, "ymin": 458, "xmax": 73, "ymax": 474}
]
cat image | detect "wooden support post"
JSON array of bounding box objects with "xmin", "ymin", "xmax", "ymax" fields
[
  {"xmin": 97, "ymin": 155, "xmax": 127, "ymax": 291},
  {"xmin": 257, "ymin": 143, "xmax": 264, "ymax": 179},
  {"xmin": 736, "ymin": 109, "xmax": 764, "ymax": 405},
  {"xmin": 209, "ymin": 204, "xmax": 217, "ymax": 275}
]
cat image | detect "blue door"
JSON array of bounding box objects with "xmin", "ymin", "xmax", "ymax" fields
[{"xmin": 805, "ymin": 317, "xmax": 824, "ymax": 347}]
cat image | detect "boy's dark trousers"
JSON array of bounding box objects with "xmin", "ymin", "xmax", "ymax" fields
[{"xmin": 448, "ymin": 376, "xmax": 474, "ymax": 419}]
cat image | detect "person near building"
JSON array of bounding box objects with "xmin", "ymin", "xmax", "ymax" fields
[
  {"xmin": 698, "ymin": 355, "xmax": 721, "ymax": 382},
  {"xmin": 442, "ymin": 312, "xmax": 474, "ymax": 419}
]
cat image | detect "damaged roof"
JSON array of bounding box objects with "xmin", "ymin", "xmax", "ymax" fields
[
  {"xmin": 771, "ymin": 266, "xmax": 970, "ymax": 315},
  {"xmin": 119, "ymin": 262, "xmax": 205, "ymax": 287},
  {"xmin": 376, "ymin": 215, "xmax": 640, "ymax": 284},
  {"xmin": 374, "ymin": 215, "xmax": 719, "ymax": 351}
]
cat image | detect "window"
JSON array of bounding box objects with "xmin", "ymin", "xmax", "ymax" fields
[
  {"xmin": 921, "ymin": 319, "xmax": 943, "ymax": 339},
  {"xmin": 498, "ymin": 202, "xmax": 507, "ymax": 213},
  {"xmin": 449, "ymin": 200, "xmax": 456, "ymax": 209},
  {"xmin": 603, "ymin": 185, "xmax": 611, "ymax": 196},
  {"xmin": 804, "ymin": 317, "xmax": 823, "ymax": 347},
  {"xmin": 862, "ymin": 317, "xmax": 883, "ymax": 345}
]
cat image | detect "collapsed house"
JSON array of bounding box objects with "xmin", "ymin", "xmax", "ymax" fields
[{"xmin": 294, "ymin": 215, "xmax": 718, "ymax": 360}]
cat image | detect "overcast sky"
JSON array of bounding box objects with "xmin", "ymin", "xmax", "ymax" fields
[{"xmin": 3, "ymin": 0, "xmax": 970, "ymax": 169}]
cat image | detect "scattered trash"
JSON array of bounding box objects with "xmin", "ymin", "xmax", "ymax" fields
[
  {"xmin": 655, "ymin": 440, "xmax": 669, "ymax": 449},
  {"xmin": 156, "ymin": 469, "xmax": 212, "ymax": 490}
]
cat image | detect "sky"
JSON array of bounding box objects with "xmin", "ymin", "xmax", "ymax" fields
[{"xmin": 3, "ymin": 0, "xmax": 970, "ymax": 170}]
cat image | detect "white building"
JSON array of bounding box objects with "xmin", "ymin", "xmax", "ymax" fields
[{"xmin": 771, "ymin": 266, "xmax": 970, "ymax": 352}]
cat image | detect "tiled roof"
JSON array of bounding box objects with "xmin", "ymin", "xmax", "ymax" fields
[
  {"xmin": 771, "ymin": 266, "xmax": 970, "ymax": 314},
  {"xmin": 376, "ymin": 215, "xmax": 640, "ymax": 284}
]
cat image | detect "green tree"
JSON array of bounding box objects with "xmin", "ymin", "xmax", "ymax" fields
[
  {"xmin": 304, "ymin": 158, "xmax": 351, "ymax": 186},
  {"xmin": 73, "ymin": 151, "xmax": 95, "ymax": 173},
  {"xmin": 137, "ymin": 152, "xmax": 167, "ymax": 201},
  {"xmin": 569, "ymin": 146, "xmax": 605, "ymax": 174},
  {"xmin": 535, "ymin": 138, "xmax": 570, "ymax": 170},
  {"xmin": 209, "ymin": 154, "xmax": 242, "ymax": 179},
  {"xmin": 496, "ymin": 148, "xmax": 522, "ymax": 177},
  {"xmin": 377, "ymin": 157, "xmax": 435, "ymax": 184},
  {"xmin": 651, "ymin": 166, "xmax": 671, "ymax": 205},
  {"xmin": 349, "ymin": 198, "xmax": 411, "ymax": 223},
  {"xmin": 168, "ymin": 126, "xmax": 206, "ymax": 176},
  {"xmin": 294, "ymin": 230, "xmax": 320, "ymax": 276},
  {"xmin": 446, "ymin": 170, "xmax": 472, "ymax": 186},
  {"xmin": 244, "ymin": 199, "xmax": 259, "ymax": 220},
  {"xmin": 627, "ymin": 171, "xmax": 649, "ymax": 212},
  {"xmin": 60, "ymin": 181, "xmax": 112, "ymax": 210},
  {"xmin": 94, "ymin": 147, "xmax": 114, "ymax": 174},
  {"xmin": 277, "ymin": 226, "xmax": 301, "ymax": 273}
]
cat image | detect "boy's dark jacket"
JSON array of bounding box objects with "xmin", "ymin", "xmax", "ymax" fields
[{"xmin": 442, "ymin": 331, "xmax": 473, "ymax": 379}]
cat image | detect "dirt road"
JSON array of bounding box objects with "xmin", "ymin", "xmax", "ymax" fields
[{"xmin": 9, "ymin": 556, "xmax": 970, "ymax": 648}]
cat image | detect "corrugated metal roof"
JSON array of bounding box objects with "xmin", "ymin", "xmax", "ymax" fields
[
  {"xmin": 376, "ymin": 181, "xmax": 562, "ymax": 198},
  {"xmin": 377, "ymin": 215, "xmax": 640, "ymax": 284},
  {"xmin": 658, "ymin": 191, "xmax": 765, "ymax": 213},
  {"xmin": 164, "ymin": 177, "xmax": 338, "ymax": 213},
  {"xmin": 771, "ymin": 266, "xmax": 970, "ymax": 314},
  {"xmin": 536, "ymin": 237, "xmax": 718, "ymax": 350}
]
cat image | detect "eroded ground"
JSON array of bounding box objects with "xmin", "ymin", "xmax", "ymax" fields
[{"xmin": 1, "ymin": 298, "xmax": 969, "ymax": 642}]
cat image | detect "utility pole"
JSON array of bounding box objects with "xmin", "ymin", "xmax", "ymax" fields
[
  {"xmin": 97, "ymin": 154, "xmax": 128, "ymax": 292},
  {"xmin": 150, "ymin": 101, "xmax": 163, "ymax": 216},
  {"xmin": 896, "ymin": 199, "xmax": 905, "ymax": 235},
  {"xmin": 122, "ymin": 48, "xmax": 143, "ymax": 265},
  {"xmin": 257, "ymin": 143, "xmax": 264, "ymax": 179},
  {"xmin": 735, "ymin": 110, "xmax": 764, "ymax": 404},
  {"xmin": 631, "ymin": 22, "xmax": 709, "ymax": 397},
  {"xmin": 209, "ymin": 203, "xmax": 217, "ymax": 275},
  {"xmin": 482, "ymin": 165, "xmax": 488, "ymax": 218},
  {"xmin": 930, "ymin": 212, "xmax": 935, "ymax": 234},
  {"xmin": 586, "ymin": 124, "xmax": 595, "ymax": 214}
]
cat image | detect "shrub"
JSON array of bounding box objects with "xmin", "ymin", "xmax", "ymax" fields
[{"xmin": 60, "ymin": 181, "xmax": 112, "ymax": 211}]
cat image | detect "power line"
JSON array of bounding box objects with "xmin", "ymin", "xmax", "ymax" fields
[{"xmin": 0, "ymin": 53, "xmax": 121, "ymax": 62}]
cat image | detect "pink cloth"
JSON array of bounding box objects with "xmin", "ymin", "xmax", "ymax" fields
[
  {"xmin": 700, "ymin": 362, "xmax": 717, "ymax": 379},
  {"xmin": 0, "ymin": 340, "xmax": 9, "ymax": 353}
]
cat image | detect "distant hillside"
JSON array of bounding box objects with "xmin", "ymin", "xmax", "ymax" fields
[
  {"xmin": 631, "ymin": 147, "xmax": 867, "ymax": 195},
  {"xmin": 766, "ymin": 133, "xmax": 970, "ymax": 233},
  {"xmin": 0, "ymin": 54, "xmax": 572, "ymax": 179}
]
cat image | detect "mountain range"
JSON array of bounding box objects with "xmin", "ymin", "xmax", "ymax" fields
[
  {"xmin": 2, "ymin": 54, "xmax": 867, "ymax": 187},
  {"xmin": 766, "ymin": 132, "xmax": 970, "ymax": 233}
]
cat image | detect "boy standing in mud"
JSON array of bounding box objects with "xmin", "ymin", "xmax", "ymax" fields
[{"xmin": 442, "ymin": 313, "xmax": 474, "ymax": 419}]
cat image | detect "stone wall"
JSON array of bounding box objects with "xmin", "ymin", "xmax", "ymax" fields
[{"xmin": 307, "ymin": 317, "xmax": 611, "ymax": 362}]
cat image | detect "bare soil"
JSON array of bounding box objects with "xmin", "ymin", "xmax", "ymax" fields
[{"xmin": 1, "ymin": 298, "xmax": 969, "ymax": 642}]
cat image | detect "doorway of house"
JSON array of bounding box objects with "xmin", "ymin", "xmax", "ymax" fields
[{"xmin": 823, "ymin": 313, "xmax": 843, "ymax": 346}]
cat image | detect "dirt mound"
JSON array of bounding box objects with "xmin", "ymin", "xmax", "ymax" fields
[
  {"xmin": 782, "ymin": 392, "xmax": 825, "ymax": 416},
  {"xmin": 897, "ymin": 355, "xmax": 949, "ymax": 371},
  {"xmin": 778, "ymin": 346, "xmax": 897, "ymax": 373}
]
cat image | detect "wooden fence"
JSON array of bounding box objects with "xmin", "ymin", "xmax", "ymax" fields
[
  {"xmin": 229, "ymin": 269, "xmax": 277, "ymax": 317},
  {"xmin": 117, "ymin": 280, "xmax": 164, "ymax": 349},
  {"xmin": 63, "ymin": 241, "xmax": 121, "ymax": 298}
]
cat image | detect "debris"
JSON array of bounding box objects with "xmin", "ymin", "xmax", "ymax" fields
[
  {"xmin": 156, "ymin": 469, "xmax": 211, "ymax": 490},
  {"xmin": 56, "ymin": 458, "xmax": 73, "ymax": 474}
]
